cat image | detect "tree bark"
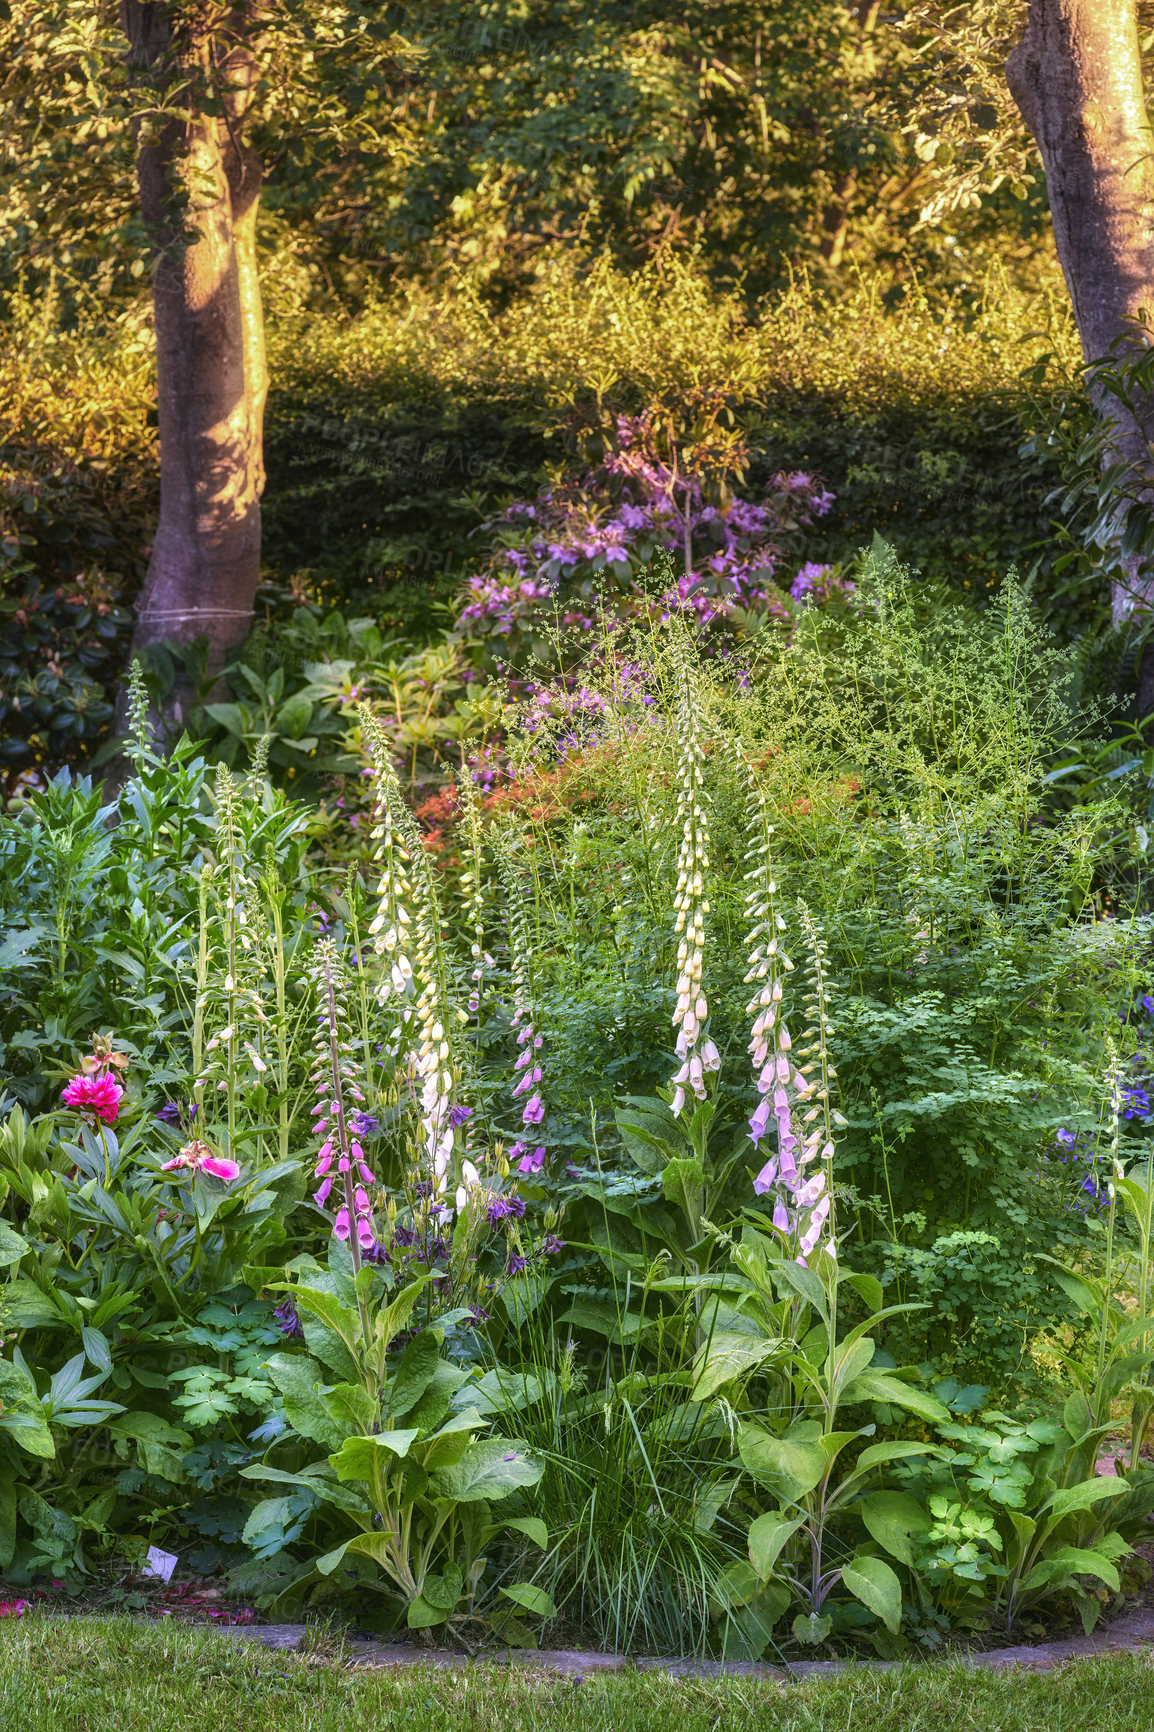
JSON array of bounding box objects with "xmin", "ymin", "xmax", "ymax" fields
[
  {"xmin": 120, "ymin": 1, "xmax": 268, "ymax": 718},
  {"xmin": 1007, "ymin": 0, "xmax": 1154, "ymax": 654}
]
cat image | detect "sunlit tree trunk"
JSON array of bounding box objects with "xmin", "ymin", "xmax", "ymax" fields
[
  {"xmin": 1007, "ymin": 0, "xmax": 1154, "ymax": 663},
  {"xmin": 120, "ymin": 1, "xmax": 268, "ymax": 715}
]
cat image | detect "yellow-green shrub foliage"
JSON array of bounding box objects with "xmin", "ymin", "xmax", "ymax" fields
[
  {"xmin": 0, "ymin": 289, "xmax": 155, "ymax": 784},
  {"xmin": 262, "ymin": 255, "xmax": 1082, "ymax": 625}
]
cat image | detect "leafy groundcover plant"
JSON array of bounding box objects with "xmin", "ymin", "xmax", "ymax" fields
[{"xmin": 2, "ymin": 564, "xmax": 1153, "ymax": 1657}]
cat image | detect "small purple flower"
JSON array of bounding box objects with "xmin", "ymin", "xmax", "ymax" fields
[
  {"xmin": 508, "ymin": 1254, "xmax": 532, "ymax": 1275},
  {"xmin": 1141, "ymin": 994, "xmax": 1154, "ymax": 1016},
  {"xmin": 467, "ymin": 1304, "xmax": 491, "ymax": 1325},
  {"xmin": 449, "ymin": 1104, "xmax": 473, "ymax": 1129},
  {"xmin": 521, "ymin": 1095, "xmax": 545, "ymax": 1126},
  {"xmin": 1123, "ymin": 1087, "xmax": 1151, "ymax": 1120},
  {"xmin": 542, "ymin": 1234, "xmax": 565, "ymax": 1256},
  {"xmin": 486, "ymin": 1195, "xmax": 527, "ymax": 1225},
  {"xmin": 156, "ymin": 1101, "xmax": 185, "ymax": 1127},
  {"xmin": 351, "ymin": 1110, "xmax": 380, "ymax": 1139},
  {"xmin": 518, "ymin": 1145, "xmax": 546, "ymax": 1175},
  {"xmin": 1056, "ymin": 1128, "xmax": 1077, "ymax": 1150},
  {"xmin": 272, "ymin": 1300, "xmax": 304, "ymax": 1340}
]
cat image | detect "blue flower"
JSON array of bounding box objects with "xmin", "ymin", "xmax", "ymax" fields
[
  {"xmin": 351, "ymin": 1110, "xmax": 380, "ymax": 1139},
  {"xmin": 1056, "ymin": 1128, "xmax": 1077, "ymax": 1150}
]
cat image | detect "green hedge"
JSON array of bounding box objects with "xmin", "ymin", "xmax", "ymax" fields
[{"xmin": 262, "ymin": 257, "xmax": 1083, "ymax": 626}]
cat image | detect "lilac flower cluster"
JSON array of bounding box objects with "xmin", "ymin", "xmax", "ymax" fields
[{"xmin": 456, "ymin": 414, "xmax": 839, "ymax": 657}]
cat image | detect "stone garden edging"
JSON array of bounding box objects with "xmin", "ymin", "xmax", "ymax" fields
[{"xmin": 214, "ymin": 1603, "xmax": 1154, "ymax": 1681}]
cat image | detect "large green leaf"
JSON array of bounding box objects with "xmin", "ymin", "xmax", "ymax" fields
[
  {"xmin": 421, "ymin": 1562, "xmax": 464, "ymax": 1612},
  {"xmin": 266, "ymin": 1353, "xmax": 346, "ymax": 1451},
  {"xmin": 500, "ymin": 1516, "xmax": 549, "ymax": 1550},
  {"xmin": 238, "ymin": 1462, "xmax": 369, "ymax": 1515},
  {"xmin": 662, "ymin": 1156, "xmax": 705, "ymax": 1223},
  {"xmin": 853, "ymin": 1440, "xmax": 942, "ymax": 1475},
  {"xmin": 0, "ymin": 1223, "xmax": 29, "ymax": 1268},
  {"xmin": 841, "ymin": 1554, "xmax": 902, "ymax": 1633},
  {"xmin": 388, "ymin": 1330, "xmax": 441, "ymax": 1424},
  {"xmin": 330, "ymin": 1430, "xmax": 419, "ymax": 1483},
  {"xmin": 1020, "ymin": 1545, "xmax": 1121, "ymax": 1595},
  {"xmin": 747, "ymin": 1509, "xmax": 805, "ymax": 1581},
  {"xmin": 430, "ymin": 1438, "xmax": 543, "ymax": 1503},
  {"xmin": 500, "ymin": 1582, "xmax": 556, "ymax": 1618},
  {"xmin": 738, "ymin": 1421, "xmax": 826, "ymax": 1500},
  {"xmin": 840, "ymin": 1371, "xmax": 950, "ymax": 1423},
  {"xmin": 691, "ymin": 1331, "xmax": 785, "ymax": 1402},
  {"xmin": 1044, "ymin": 1478, "xmax": 1130, "ymax": 1523},
  {"xmin": 859, "ymin": 1491, "xmax": 929, "ymax": 1566}
]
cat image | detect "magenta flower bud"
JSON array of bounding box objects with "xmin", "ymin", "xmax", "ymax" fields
[
  {"xmin": 314, "ymin": 1150, "xmax": 333, "ymax": 1178},
  {"xmin": 354, "ymin": 1187, "xmax": 370, "ymax": 1213},
  {"xmin": 351, "ymin": 1141, "xmax": 364, "ymax": 1162},
  {"xmin": 338, "ymin": 1154, "xmax": 350, "ymax": 1173},
  {"xmin": 314, "ymin": 1177, "xmax": 332, "ymax": 1207},
  {"xmin": 310, "ymin": 1102, "xmax": 327, "ymax": 1116}
]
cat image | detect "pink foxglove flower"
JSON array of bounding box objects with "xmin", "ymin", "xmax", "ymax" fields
[
  {"xmin": 61, "ymin": 1072, "xmax": 123, "ymax": 1124},
  {"xmin": 161, "ymin": 1140, "xmax": 240, "ymax": 1182}
]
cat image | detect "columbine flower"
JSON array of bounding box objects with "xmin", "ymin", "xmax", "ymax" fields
[
  {"xmin": 449, "ymin": 1104, "xmax": 473, "ymax": 1129},
  {"xmin": 351, "ymin": 1110, "xmax": 381, "ymax": 1139},
  {"xmin": 61, "ymin": 1073, "xmax": 123, "ymax": 1124},
  {"xmin": 508, "ymin": 1253, "xmax": 531, "ymax": 1275},
  {"xmin": 487, "ymin": 1194, "xmax": 527, "ymax": 1225},
  {"xmin": 542, "ymin": 1234, "xmax": 565, "ymax": 1255},
  {"xmin": 1056, "ymin": 1128, "xmax": 1077, "ymax": 1149},
  {"xmin": 272, "ymin": 1301, "xmax": 304, "ymax": 1339},
  {"xmin": 160, "ymin": 1140, "xmax": 240, "ymax": 1182},
  {"xmin": 156, "ymin": 1101, "xmax": 185, "ymax": 1127}
]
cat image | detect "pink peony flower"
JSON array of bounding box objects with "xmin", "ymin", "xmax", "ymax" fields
[
  {"xmin": 61, "ymin": 1072, "xmax": 123, "ymax": 1124},
  {"xmin": 160, "ymin": 1140, "xmax": 240, "ymax": 1183}
]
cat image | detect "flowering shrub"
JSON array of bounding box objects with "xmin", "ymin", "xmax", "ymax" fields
[{"xmin": 456, "ymin": 412, "xmax": 843, "ymax": 667}]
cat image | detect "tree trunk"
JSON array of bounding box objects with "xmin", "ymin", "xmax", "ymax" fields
[
  {"xmin": 1007, "ymin": 0, "xmax": 1154, "ymax": 668},
  {"xmin": 120, "ymin": 1, "xmax": 267, "ymax": 724}
]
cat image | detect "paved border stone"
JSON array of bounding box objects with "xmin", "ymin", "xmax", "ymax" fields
[{"xmin": 212, "ymin": 1606, "xmax": 1154, "ymax": 1680}]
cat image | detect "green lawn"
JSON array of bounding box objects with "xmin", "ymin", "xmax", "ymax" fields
[{"xmin": 3, "ymin": 1616, "xmax": 1154, "ymax": 1732}]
